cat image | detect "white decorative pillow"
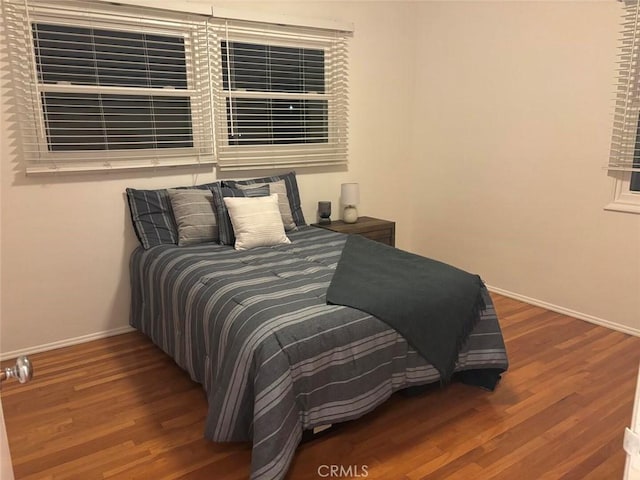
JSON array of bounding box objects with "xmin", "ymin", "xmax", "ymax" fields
[
  {"xmin": 223, "ymin": 194, "xmax": 291, "ymax": 251},
  {"xmin": 234, "ymin": 180, "xmax": 296, "ymax": 231}
]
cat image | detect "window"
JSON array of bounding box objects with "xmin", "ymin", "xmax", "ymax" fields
[
  {"xmin": 221, "ymin": 41, "xmax": 327, "ymax": 146},
  {"xmin": 5, "ymin": 1, "xmax": 351, "ymax": 173},
  {"xmin": 34, "ymin": 24, "xmax": 193, "ymax": 151},
  {"xmin": 606, "ymin": 1, "xmax": 640, "ymax": 213},
  {"xmin": 5, "ymin": 0, "xmax": 214, "ymax": 173},
  {"xmin": 210, "ymin": 19, "xmax": 350, "ymax": 171}
]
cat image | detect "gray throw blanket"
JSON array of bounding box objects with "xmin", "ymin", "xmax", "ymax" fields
[{"xmin": 326, "ymin": 235, "xmax": 485, "ymax": 382}]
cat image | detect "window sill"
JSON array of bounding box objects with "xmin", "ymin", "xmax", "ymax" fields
[
  {"xmin": 604, "ymin": 200, "xmax": 640, "ymax": 215},
  {"xmin": 606, "ymin": 173, "xmax": 640, "ymax": 215},
  {"xmin": 26, "ymin": 158, "xmax": 215, "ymax": 175}
]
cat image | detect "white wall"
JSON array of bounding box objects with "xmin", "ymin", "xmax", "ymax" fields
[
  {"xmin": 0, "ymin": 2, "xmax": 417, "ymax": 355},
  {"xmin": 1, "ymin": 0, "xmax": 638, "ymax": 356},
  {"xmin": 409, "ymin": 1, "xmax": 640, "ymax": 333}
]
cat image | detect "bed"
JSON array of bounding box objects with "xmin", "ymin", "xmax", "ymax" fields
[{"xmin": 129, "ymin": 225, "xmax": 509, "ymax": 480}]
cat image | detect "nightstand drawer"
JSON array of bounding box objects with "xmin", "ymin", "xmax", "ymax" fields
[
  {"xmin": 311, "ymin": 216, "xmax": 395, "ymax": 247},
  {"xmin": 360, "ymin": 229, "xmax": 394, "ymax": 246}
]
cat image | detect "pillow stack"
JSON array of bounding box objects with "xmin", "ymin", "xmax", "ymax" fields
[
  {"xmin": 209, "ymin": 183, "xmax": 271, "ymax": 246},
  {"xmin": 126, "ymin": 171, "xmax": 305, "ymax": 251}
]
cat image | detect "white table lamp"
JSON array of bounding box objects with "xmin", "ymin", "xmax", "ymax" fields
[{"xmin": 341, "ymin": 183, "xmax": 360, "ymax": 224}]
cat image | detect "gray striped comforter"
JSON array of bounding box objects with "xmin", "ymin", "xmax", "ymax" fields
[{"xmin": 130, "ymin": 227, "xmax": 508, "ymax": 480}]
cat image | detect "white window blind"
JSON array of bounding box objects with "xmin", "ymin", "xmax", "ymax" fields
[
  {"xmin": 4, "ymin": 0, "xmax": 214, "ymax": 174},
  {"xmin": 609, "ymin": 0, "xmax": 640, "ymax": 174},
  {"xmin": 209, "ymin": 19, "xmax": 350, "ymax": 171}
]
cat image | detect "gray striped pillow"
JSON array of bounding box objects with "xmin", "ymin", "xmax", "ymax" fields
[
  {"xmin": 126, "ymin": 182, "xmax": 218, "ymax": 250},
  {"xmin": 167, "ymin": 189, "xmax": 218, "ymax": 246},
  {"xmin": 223, "ymin": 171, "xmax": 305, "ymax": 226},
  {"xmin": 234, "ymin": 180, "xmax": 296, "ymax": 231}
]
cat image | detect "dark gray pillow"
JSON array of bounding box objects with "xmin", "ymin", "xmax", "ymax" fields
[
  {"xmin": 223, "ymin": 171, "xmax": 305, "ymax": 227},
  {"xmin": 126, "ymin": 182, "xmax": 217, "ymax": 250},
  {"xmin": 210, "ymin": 184, "xmax": 270, "ymax": 245}
]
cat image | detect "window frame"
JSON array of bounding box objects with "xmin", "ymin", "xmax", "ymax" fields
[{"xmin": 606, "ymin": 171, "xmax": 640, "ymax": 214}]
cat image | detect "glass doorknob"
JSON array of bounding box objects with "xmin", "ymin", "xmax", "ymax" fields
[{"xmin": 1, "ymin": 356, "xmax": 33, "ymax": 384}]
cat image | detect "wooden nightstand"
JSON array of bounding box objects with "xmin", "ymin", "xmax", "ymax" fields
[{"xmin": 312, "ymin": 216, "xmax": 395, "ymax": 247}]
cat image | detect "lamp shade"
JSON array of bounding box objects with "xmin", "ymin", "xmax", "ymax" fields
[{"xmin": 341, "ymin": 183, "xmax": 360, "ymax": 206}]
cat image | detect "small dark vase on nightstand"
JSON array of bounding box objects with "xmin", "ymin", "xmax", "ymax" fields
[{"xmin": 318, "ymin": 201, "xmax": 332, "ymax": 225}]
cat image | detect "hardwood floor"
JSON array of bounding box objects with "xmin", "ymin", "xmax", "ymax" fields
[{"xmin": 2, "ymin": 294, "xmax": 639, "ymax": 479}]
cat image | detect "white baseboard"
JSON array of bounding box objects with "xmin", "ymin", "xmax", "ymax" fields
[
  {"xmin": 2, "ymin": 287, "xmax": 638, "ymax": 361},
  {"xmin": 0, "ymin": 325, "xmax": 135, "ymax": 361},
  {"xmin": 486, "ymin": 285, "xmax": 640, "ymax": 338}
]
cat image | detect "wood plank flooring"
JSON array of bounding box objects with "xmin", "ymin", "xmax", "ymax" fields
[{"xmin": 2, "ymin": 294, "xmax": 639, "ymax": 479}]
